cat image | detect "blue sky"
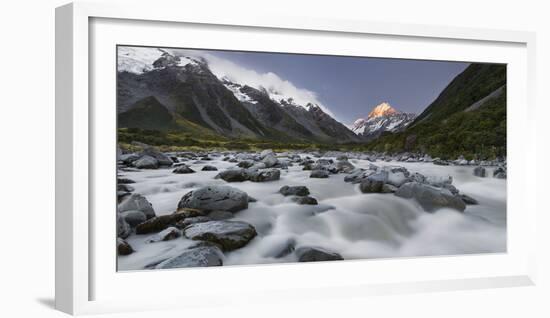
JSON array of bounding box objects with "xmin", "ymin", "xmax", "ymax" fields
[{"xmin": 204, "ymin": 50, "xmax": 469, "ymax": 124}]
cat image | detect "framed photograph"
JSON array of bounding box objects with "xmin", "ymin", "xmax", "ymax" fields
[{"xmin": 56, "ymin": 1, "xmax": 537, "ymax": 315}]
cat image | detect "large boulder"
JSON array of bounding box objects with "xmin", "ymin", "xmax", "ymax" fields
[
  {"xmin": 140, "ymin": 147, "xmax": 173, "ymax": 166},
  {"xmin": 201, "ymin": 165, "xmax": 218, "ymax": 171},
  {"xmin": 335, "ymin": 160, "xmax": 355, "ymax": 173},
  {"xmin": 118, "ymin": 194, "xmax": 155, "ymax": 219},
  {"xmin": 279, "ymin": 185, "xmax": 310, "ymax": 197},
  {"xmin": 395, "ymin": 182, "xmax": 466, "ymax": 212},
  {"xmin": 184, "ymin": 220, "xmax": 257, "ymax": 251},
  {"xmin": 295, "ymin": 247, "xmax": 343, "ymax": 262},
  {"xmin": 261, "ymin": 154, "xmax": 278, "ymax": 168},
  {"xmin": 215, "ymin": 169, "xmax": 249, "ymax": 182},
  {"xmin": 177, "ymin": 185, "xmax": 249, "ymax": 213},
  {"xmin": 120, "ymin": 210, "xmax": 147, "ymax": 227},
  {"xmin": 359, "ymin": 179, "xmax": 385, "ymax": 193},
  {"xmin": 133, "ymin": 155, "xmax": 159, "ymax": 169},
  {"xmin": 248, "ymin": 168, "xmax": 281, "ymax": 182},
  {"xmin": 155, "ymin": 245, "xmax": 224, "ymax": 269}
]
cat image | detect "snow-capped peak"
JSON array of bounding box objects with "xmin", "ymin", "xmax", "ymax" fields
[
  {"xmin": 350, "ymin": 102, "xmax": 416, "ymax": 139},
  {"xmin": 368, "ymin": 102, "xmax": 399, "ymax": 118},
  {"xmin": 117, "ymin": 46, "xmax": 200, "ymax": 74}
]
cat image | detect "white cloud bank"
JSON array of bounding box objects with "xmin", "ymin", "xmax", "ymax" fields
[{"xmin": 168, "ymin": 49, "xmax": 336, "ymax": 118}]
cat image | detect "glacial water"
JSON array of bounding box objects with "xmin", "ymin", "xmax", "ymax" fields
[{"xmin": 117, "ymin": 155, "xmax": 506, "ymax": 270}]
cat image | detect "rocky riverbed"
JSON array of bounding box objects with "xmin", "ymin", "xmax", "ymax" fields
[{"xmin": 117, "ymin": 146, "xmax": 507, "ymax": 271}]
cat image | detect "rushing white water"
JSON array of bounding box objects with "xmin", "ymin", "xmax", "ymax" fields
[{"xmin": 117, "ymin": 155, "xmax": 506, "ymax": 271}]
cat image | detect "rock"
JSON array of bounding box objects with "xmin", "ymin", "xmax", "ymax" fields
[
  {"xmin": 291, "ymin": 196, "xmax": 318, "ymax": 205},
  {"xmin": 460, "ymin": 194, "xmax": 479, "ymax": 205},
  {"xmin": 359, "ymin": 179, "xmax": 385, "ymax": 193},
  {"xmin": 155, "ymin": 245, "xmax": 224, "ymax": 269},
  {"xmin": 433, "ymin": 159, "xmax": 449, "ymax": 166},
  {"xmin": 140, "ymin": 147, "xmax": 173, "ymax": 166},
  {"xmin": 177, "ymin": 185, "xmax": 249, "ymax": 213},
  {"xmin": 344, "ymin": 169, "xmax": 370, "ymax": 184},
  {"xmin": 310, "ymin": 170, "xmax": 329, "ymax": 178},
  {"xmin": 279, "ymin": 185, "xmax": 310, "ymax": 197},
  {"xmin": 248, "ymin": 168, "xmax": 281, "ymax": 182},
  {"xmin": 215, "ymin": 169, "xmax": 249, "ymax": 182},
  {"xmin": 260, "ymin": 149, "xmax": 275, "ymax": 158},
  {"xmin": 184, "ymin": 220, "xmax": 257, "ymax": 251},
  {"xmin": 493, "ymin": 167, "xmax": 507, "ymax": 179},
  {"xmin": 237, "ymin": 160, "xmax": 255, "ymax": 168},
  {"xmin": 117, "ymin": 214, "xmax": 131, "ymax": 239},
  {"xmin": 201, "ymin": 165, "xmax": 218, "ymax": 171},
  {"xmin": 176, "ymin": 216, "xmax": 212, "ymax": 229},
  {"xmin": 395, "ymin": 182, "xmax": 466, "ymax": 212},
  {"xmin": 173, "ymin": 165, "xmax": 195, "ymax": 174},
  {"xmin": 264, "ymin": 238, "xmax": 296, "ymax": 258},
  {"xmin": 335, "ymin": 160, "xmax": 355, "ymax": 173},
  {"xmin": 386, "ymin": 171, "xmax": 408, "ymax": 187},
  {"xmin": 261, "ymin": 154, "xmax": 278, "ymax": 168},
  {"xmin": 381, "ymin": 184, "xmax": 398, "ymax": 193},
  {"xmin": 145, "ymin": 227, "xmax": 181, "ymax": 243},
  {"xmin": 118, "ymin": 194, "xmax": 155, "ymax": 219},
  {"xmin": 135, "ymin": 209, "xmax": 196, "ymax": 234},
  {"xmin": 117, "ymin": 238, "xmax": 133, "ymax": 255},
  {"xmin": 133, "ymin": 155, "xmax": 159, "ymax": 169},
  {"xmin": 473, "ymin": 166, "xmax": 487, "ymax": 177},
  {"xmin": 295, "ymin": 247, "xmax": 343, "ymax": 262},
  {"xmin": 117, "ymin": 184, "xmax": 134, "ymax": 193},
  {"xmin": 117, "ymin": 178, "xmax": 135, "ymax": 184},
  {"xmin": 120, "ymin": 210, "xmax": 147, "ymax": 227},
  {"xmin": 207, "ymin": 210, "xmax": 234, "ymax": 221},
  {"xmin": 120, "ymin": 153, "xmax": 140, "ymax": 165}
]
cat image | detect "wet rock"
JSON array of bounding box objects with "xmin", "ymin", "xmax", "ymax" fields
[
  {"xmin": 335, "ymin": 160, "xmax": 355, "ymax": 173},
  {"xmin": 433, "ymin": 159, "xmax": 449, "ymax": 166},
  {"xmin": 395, "ymin": 182, "xmax": 466, "ymax": 212},
  {"xmin": 117, "ymin": 184, "xmax": 134, "ymax": 193},
  {"xmin": 117, "ymin": 238, "xmax": 133, "ymax": 255},
  {"xmin": 184, "ymin": 220, "xmax": 257, "ymax": 251},
  {"xmin": 118, "ymin": 194, "xmax": 155, "ymax": 219},
  {"xmin": 119, "ymin": 153, "xmax": 140, "ymax": 165},
  {"xmin": 145, "ymin": 227, "xmax": 181, "ymax": 243},
  {"xmin": 460, "ymin": 194, "xmax": 479, "ymax": 205},
  {"xmin": 120, "ymin": 210, "xmax": 147, "ymax": 227},
  {"xmin": 207, "ymin": 210, "xmax": 234, "ymax": 221},
  {"xmin": 140, "ymin": 147, "xmax": 173, "ymax": 166},
  {"xmin": 386, "ymin": 171, "xmax": 408, "ymax": 187},
  {"xmin": 176, "ymin": 216, "xmax": 212, "ymax": 229},
  {"xmin": 155, "ymin": 245, "xmax": 224, "ymax": 269},
  {"xmin": 493, "ymin": 167, "xmax": 507, "ymax": 179},
  {"xmin": 134, "ymin": 209, "xmax": 199, "ymax": 234},
  {"xmin": 215, "ymin": 169, "xmax": 249, "ymax": 182},
  {"xmin": 473, "ymin": 166, "xmax": 487, "ymax": 177},
  {"xmin": 117, "ymin": 178, "xmax": 135, "ymax": 184},
  {"xmin": 310, "ymin": 170, "xmax": 329, "ymax": 178},
  {"xmin": 279, "ymin": 185, "xmax": 310, "ymax": 197},
  {"xmin": 248, "ymin": 168, "xmax": 281, "ymax": 182},
  {"xmin": 359, "ymin": 179, "xmax": 385, "ymax": 193},
  {"xmin": 177, "ymin": 185, "xmax": 249, "ymax": 213},
  {"xmin": 133, "ymin": 155, "xmax": 159, "ymax": 169},
  {"xmin": 291, "ymin": 196, "xmax": 318, "ymax": 205},
  {"xmin": 261, "ymin": 154, "xmax": 278, "ymax": 168},
  {"xmin": 264, "ymin": 238, "xmax": 296, "ymax": 258},
  {"xmin": 237, "ymin": 160, "xmax": 255, "ymax": 168},
  {"xmin": 344, "ymin": 169, "xmax": 370, "ymax": 184},
  {"xmin": 381, "ymin": 184, "xmax": 398, "ymax": 193},
  {"xmin": 201, "ymin": 165, "xmax": 218, "ymax": 171},
  {"xmin": 295, "ymin": 247, "xmax": 343, "ymax": 262},
  {"xmin": 173, "ymin": 165, "xmax": 195, "ymax": 174},
  {"xmin": 117, "ymin": 214, "xmax": 131, "ymax": 239}
]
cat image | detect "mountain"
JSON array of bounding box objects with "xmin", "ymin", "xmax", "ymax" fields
[
  {"xmin": 350, "ymin": 102, "xmax": 416, "ymax": 141},
  {"xmin": 365, "ymin": 63, "xmax": 507, "ymax": 159},
  {"xmin": 117, "ymin": 47, "xmax": 359, "ymax": 144}
]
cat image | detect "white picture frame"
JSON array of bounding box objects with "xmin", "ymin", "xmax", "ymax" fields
[{"xmin": 55, "ymin": 1, "xmax": 538, "ymax": 315}]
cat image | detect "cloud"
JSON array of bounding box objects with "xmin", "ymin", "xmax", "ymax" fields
[{"xmin": 167, "ymin": 49, "xmax": 336, "ymax": 118}]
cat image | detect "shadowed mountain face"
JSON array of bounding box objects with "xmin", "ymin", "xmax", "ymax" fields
[
  {"xmin": 117, "ymin": 49, "xmax": 360, "ymax": 143},
  {"xmin": 364, "ymin": 63, "xmax": 507, "ymax": 159}
]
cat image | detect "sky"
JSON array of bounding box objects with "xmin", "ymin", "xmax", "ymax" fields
[{"xmin": 193, "ymin": 49, "xmax": 469, "ymax": 124}]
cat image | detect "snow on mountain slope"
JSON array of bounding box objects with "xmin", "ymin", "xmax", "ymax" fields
[
  {"xmin": 351, "ymin": 102, "xmax": 416, "ymax": 139},
  {"xmin": 117, "ymin": 47, "xmax": 199, "ymax": 74}
]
